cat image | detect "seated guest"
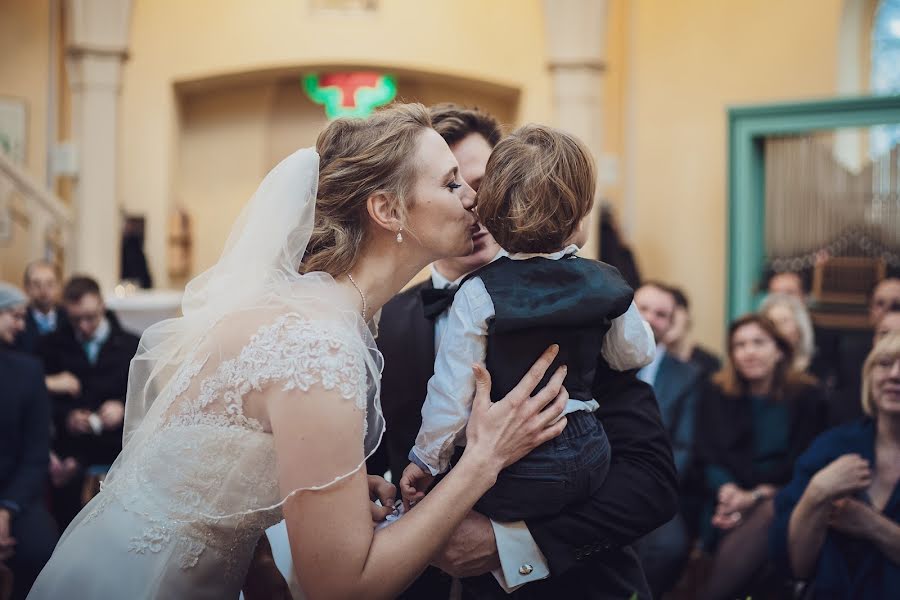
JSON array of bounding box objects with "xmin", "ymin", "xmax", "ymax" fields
[
  {"xmin": 766, "ymin": 270, "xmax": 808, "ymax": 300},
  {"xmin": 664, "ymin": 286, "xmax": 721, "ymax": 378},
  {"xmin": 874, "ymin": 304, "xmax": 900, "ymax": 344},
  {"xmin": 870, "ymin": 277, "xmax": 900, "ymax": 328},
  {"xmin": 37, "ymin": 276, "xmax": 139, "ymax": 528},
  {"xmin": 633, "ymin": 282, "xmax": 704, "ymax": 598},
  {"xmin": 760, "ymin": 293, "xmax": 816, "ymax": 374},
  {"xmin": 696, "ymin": 314, "xmax": 828, "ymax": 600},
  {"xmin": 14, "ymin": 261, "xmax": 64, "ymax": 354},
  {"xmin": 830, "ymin": 277, "xmax": 900, "ymax": 425},
  {"xmin": 0, "ymin": 283, "xmax": 58, "ymax": 600},
  {"xmin": 772, "ymin": 333, "xmax": 900, "ymax": 599}
]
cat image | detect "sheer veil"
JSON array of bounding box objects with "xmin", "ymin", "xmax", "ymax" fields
[{"xmin": 98, "ymin": 147, "xmax": 385, "ymax": 523}]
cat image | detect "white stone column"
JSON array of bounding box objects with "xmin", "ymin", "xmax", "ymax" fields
[
  {"xmin": 64, "ymin": 0, "xmax": 132, "ymax": 290},
  {"xmin": 542, "ymin": 0, "xmax": 608, "ymax": 258}
]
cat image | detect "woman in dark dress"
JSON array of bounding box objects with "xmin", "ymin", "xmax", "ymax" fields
[{"xmin": 695, "ymin": 314, "xmax": 828, "ymax": 599}]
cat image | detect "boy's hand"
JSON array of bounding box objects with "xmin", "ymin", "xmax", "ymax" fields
[{"xmin": 399, "ymin": 462, "xmax": 434, "ymax": 510}]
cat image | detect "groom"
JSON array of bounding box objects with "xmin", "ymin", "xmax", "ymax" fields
[{"xmin": 373, "ymin": 104, "xmax": 678, "ymax": 599}]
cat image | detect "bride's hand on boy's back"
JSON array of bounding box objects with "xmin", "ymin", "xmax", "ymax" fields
[{"xmin": 463, "ymin": 344, "xmax": 569, "ymax": 478}]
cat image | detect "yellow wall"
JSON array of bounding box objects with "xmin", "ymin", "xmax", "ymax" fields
[
  {"xmin": 177, "ymin": 74, "xmax": 519, "ymax": 278},
  {"xmin": 0, "ymin": 0, "xmax": 49, "ymax": 181},
  {"xmin": 120, "ymin": 0, "xmax": 554, "ymax": 288},
  {"xmin": 619, "ymin": 0, "xmax": 846, "ymax": 349},
  {"xmin": 0, "ymin": 0, "xmax": 50, "ymax": 281},
  {"xmin": 2, "ymin": 0, "xmax": 867, "ymax": 352}
]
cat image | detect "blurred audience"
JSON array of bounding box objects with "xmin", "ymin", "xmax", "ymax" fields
[
  {"xmin": 14, "ymin": 261, "xmax": 64, "ymax": 355},
  {"xmin": 772, "ymin": 333, "xmax": 900, "ymax": 599},
  {"xmin": 875, "ymin": 304, "xmax": 900, "ymax": 344},
  {"xmin": 870, "ymin": 277, "xmax": 900, "ymax": 328},
  {"xmin": 633, "ymin": 282, "xmax": 704, "ymax": 598},
  {"xmin": 664, "ymin": 287, "xmax": 721, "ymax": 378},
  {"xmin": 760, "ymin": 293, "xmax": 816, "ymax": 374},
  {"xmin": 766, "ymin": 270, "xmax": 808, "ymax": 300},
  {"xmin": 827, "ymin": 277, "xmax": 900, "ymax": 426},
  {"xmin": 0, "ymin": 283, "xmax": 58, "ymax": 600},
  {"xmin": 37, "ymin": 276, "xmax": 139, "ymax": 528},
  {"xmin": 695, "ymin": 314, "xmax": 828, "ymax": 600}
]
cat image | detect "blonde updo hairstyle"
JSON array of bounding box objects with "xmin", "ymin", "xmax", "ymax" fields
[{"xmin": 302, "ymin": 103, "xmax": 433, "ymax": 277}]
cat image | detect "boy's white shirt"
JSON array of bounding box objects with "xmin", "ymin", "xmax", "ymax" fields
[{"xmin": 418, "ymin": 246, "xmax": 655, "ymax": 592}]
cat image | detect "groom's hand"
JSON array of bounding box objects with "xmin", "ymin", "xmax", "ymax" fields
[{"xmin": 431, "ymin": 511, "xmax": 500, "ymax": 577}]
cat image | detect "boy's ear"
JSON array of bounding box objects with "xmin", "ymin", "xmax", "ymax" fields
[{"xmin": 366, "ymin": 193, "xmax": 401, "ymax": 235}]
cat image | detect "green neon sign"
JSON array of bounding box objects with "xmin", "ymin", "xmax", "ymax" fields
[{"xmin": 303, "ymin": 72, "xmax": 397, "ymax": 119}]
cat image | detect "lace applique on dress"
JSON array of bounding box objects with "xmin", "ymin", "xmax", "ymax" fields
[
  {"xmin": 97, "ymin": 313, "xmax": 370, "ymax": 573},
  {"xmin": 166, "ymin": 312, "xmax": 368, "ymax": 432}
]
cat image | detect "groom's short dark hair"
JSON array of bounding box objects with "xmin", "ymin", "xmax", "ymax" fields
[{"xmin": 429, "ymin": 104, "xmax": 502, "ymax": 148}]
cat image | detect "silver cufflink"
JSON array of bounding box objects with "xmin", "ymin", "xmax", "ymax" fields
[{"xmin": 518, "ymin": 564, "xmax": 534, "ymax": 576}]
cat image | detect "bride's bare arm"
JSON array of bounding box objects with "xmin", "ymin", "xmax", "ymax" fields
[{"xmin": 269, "ymin": 345, "xmax": 568, "ymax": 600}]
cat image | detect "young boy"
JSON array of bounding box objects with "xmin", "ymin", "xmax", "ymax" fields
[{"xmin": 400, "ymin": 125, "xmax": 655, "ymax": 523}]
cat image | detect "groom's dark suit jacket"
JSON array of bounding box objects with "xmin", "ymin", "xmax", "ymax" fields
[{"xmin": 372, "ymin": 280, "xmax": 678, "ymax": 600}]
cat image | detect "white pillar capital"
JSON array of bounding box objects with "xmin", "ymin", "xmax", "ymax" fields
[
  {"xmin": 64, "ymin": 0, "xmax": 132, "ymax": 54},
  {"xmin": 542, "ymin": 0, "xmax": 608, "ymax": 69},
  {"xmin": 65, "ymin": 52, "xmax": 124, "ymax": 93}
]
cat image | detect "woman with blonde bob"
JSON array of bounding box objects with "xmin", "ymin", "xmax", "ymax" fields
[
  {"xmin": 760, "ymin": 293, "xmax": 816, "ymax": 374},
  {"xmin": 28, "ymin": 104, "xmax": 570, "ymax": 600},
  {"xmin": 772, "ymin": 333, "xmax": 900, "ymax": 599}
]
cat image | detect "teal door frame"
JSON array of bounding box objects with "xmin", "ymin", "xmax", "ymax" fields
[{"xmin": 727, "ymin": 94, "xmax": 900, "ymax": 324}]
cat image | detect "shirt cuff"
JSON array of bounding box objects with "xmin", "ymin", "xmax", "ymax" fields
[
  {"xmin": 490, "ymin": 519, "xmax": 550, "ymax": 593},
  {"xmin": 408, "ymin": 448, "xmax": 442, "ymax": 477},
  {"xmin": 603, "ymin": 302, "xmax": 656, "ymax": 371}
]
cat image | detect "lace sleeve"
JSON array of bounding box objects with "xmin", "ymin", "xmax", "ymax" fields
[
  {"xmin": 173, "ymin": 312, "xmax": 371, "ymax": 433},
  {"xmin": 245, "ymin": 313, "xmax": 369, "ymax": 409},
  {"xmin": 260, "ymin": 312, "xmax": 383, "ymax": 497}
]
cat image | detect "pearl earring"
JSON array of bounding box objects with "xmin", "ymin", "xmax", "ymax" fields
[{"xmin": 396, "ymin": 229, "xmax": 403, "ymax": 243}]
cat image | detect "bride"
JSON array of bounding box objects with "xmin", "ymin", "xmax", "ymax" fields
[{"xmin": 28, "ymin": 103, "xmax": 569, "ymax": 600}]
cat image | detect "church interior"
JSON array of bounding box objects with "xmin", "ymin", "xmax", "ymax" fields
[
  {"xmin": 2, "ymin": 0, "xmax": 898, "ymax": 349},
  {"xmin": 2, "ymin": 1, "xmax": 900, "ymax": 598}
]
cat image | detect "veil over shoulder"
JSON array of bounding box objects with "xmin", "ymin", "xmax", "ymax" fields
[{"xmin": 28, "ymin": 148, "xmax": 385, "ymax": 600}]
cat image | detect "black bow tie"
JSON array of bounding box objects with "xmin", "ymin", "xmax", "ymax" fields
[{"xmin": 421, "ymin": 285, "xmax": 458, "ymax": 320}]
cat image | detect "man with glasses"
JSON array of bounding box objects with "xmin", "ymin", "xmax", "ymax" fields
[{"xmin": 37, "ymin": 276, "xmax": 139, "ymax": 528}]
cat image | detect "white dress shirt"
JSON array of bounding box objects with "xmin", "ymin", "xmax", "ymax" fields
[
  {"xmin": 420, "ymin": 246, "xmax": 655, "ymax": 592},
  {"xmin": 431, "ymin": 264, "xmax": 550, "ymax": 592}
]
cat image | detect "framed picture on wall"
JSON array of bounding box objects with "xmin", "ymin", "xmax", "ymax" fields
[{"xmin": 0, "ymin": 96, "xmax": 27, "ymax": 164}]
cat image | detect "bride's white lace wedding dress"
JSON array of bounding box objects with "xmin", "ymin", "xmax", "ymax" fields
[
  {"xmin": 30, "ymin": 312, "xmax": 371, "ymax": 599},
  {"xmin": 28, "ymin": 149, "xmax": 385, "ymax": 599}
]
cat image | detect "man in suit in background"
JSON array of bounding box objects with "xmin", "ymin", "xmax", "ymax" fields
[
  {"xmin": 0, "ymin": 283, "xmax": 58, "ymax": 600},
  {"xmin": 38, "ymin": 276, "xmax": 140, "ymax": 528},
  {"xmin": 374, "ymin": 104, "xmax": 678, "ymax": 599},
  {"xmin": 632, "ymin": 281, "xmax": 704, "ymax": 598},
  {"xmin": 14, "ymin": 261, "xmax": 64, "ymax": 355}
]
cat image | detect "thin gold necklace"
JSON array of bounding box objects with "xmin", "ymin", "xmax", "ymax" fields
[{"xmin": 346, "ymin": 272, "xmax": 367, "ymax": 322}]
